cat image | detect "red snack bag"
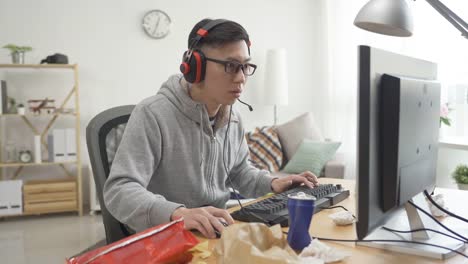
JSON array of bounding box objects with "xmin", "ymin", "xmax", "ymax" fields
[{"xmin": 67, "ymin": 218, "xmax": 199, "ymax": 264}]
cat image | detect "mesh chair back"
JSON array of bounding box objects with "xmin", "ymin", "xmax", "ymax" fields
[{"xmin": 86, "ymin": 105, "xmax": 135, "ymax": 244}]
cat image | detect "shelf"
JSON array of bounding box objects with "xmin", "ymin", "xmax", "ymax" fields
[
  {"xmin": 0, "ymin": 64, "xmax": 76, "ymax": 69},
  {"xmin": 0, "ymin": 64, "xmax": 83, "ymax": 216},
  {"xmin": 0, "ymin": 113, "xmax": 77, "ymax": 117},
  {"xmin": 0, "ymin": 161, "xmax": 78, "ymax": 168}
]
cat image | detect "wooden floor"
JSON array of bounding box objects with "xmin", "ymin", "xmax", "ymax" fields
[{"xmin": 0, "ymin": 212, "xmax": 105, "ymax": 264}]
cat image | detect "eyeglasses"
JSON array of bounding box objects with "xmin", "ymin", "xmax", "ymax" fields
[{"xmin": 205, "ymin": 57, "xmax": 257, "ymax": 76}]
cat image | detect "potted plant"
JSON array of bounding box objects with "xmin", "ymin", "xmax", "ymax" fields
[
  {"xmin": 17, "ymin": 103, "xmax": 25, "ymax": 115},
  {"xmin": 452, "ymin": 164, "xmax": 468, "ymax": 190},
  {"xmin": 2, "ymin": 44, "xmax": 33, "ymax": 64}
]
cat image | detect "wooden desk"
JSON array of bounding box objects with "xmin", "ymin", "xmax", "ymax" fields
[{"xmin": 197, "ymin": 178, "xmax": 468, "ymax": 263}]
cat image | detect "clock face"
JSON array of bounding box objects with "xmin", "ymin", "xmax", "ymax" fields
[
  {"xmin": 142, "ymin": 10, "xmax": 171, "ymax": 39},
  {"xmin": 19, "ymin": 151, "xmax": 32, "ymax": 163}
]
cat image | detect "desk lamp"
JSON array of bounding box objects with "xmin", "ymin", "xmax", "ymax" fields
[{"xmin": 354, "ymin": 0, "xmax": 468, "ymax": 39}]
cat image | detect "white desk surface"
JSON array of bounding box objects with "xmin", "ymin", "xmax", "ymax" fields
[{"xmin": 439, "ymin": 136, "xmax": 468, "ymax": 151}]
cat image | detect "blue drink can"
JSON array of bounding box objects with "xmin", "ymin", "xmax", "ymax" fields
[{"xmin": 287, "ymin": 192, "xmax": 316, "ymax": 251}]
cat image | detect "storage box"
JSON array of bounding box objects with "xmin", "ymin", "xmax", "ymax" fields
[
  {"xmin": 0, "ymin": 180, "xmax": 23, "ymax": 216},
  {"xmin": 23, "ymin": 179, "xmax": 77, "ymax": 214}
]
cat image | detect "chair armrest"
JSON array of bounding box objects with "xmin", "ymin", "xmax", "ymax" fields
[{"xmin": 323, "ymin": 153, "xmax": 345, "ymax": 179}]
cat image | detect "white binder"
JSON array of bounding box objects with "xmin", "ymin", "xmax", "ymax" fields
[
  {"xmin": 53, "ymin": 129, "xmax": 66, "ymax": 162},
  {"xmin": 65, "ymin": 128, "xmax": 77, "ymax": 161}
]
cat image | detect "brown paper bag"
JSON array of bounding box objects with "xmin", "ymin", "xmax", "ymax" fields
[{"xmin": 214, "ymin": 223, "xmax": 301, "ymax": 264}]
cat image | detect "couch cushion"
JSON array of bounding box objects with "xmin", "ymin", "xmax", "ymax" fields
[
  {"xmin": 275, "ymin": 112, "xmax": 323, "ymax": 161},
  {"xmin": 282, "ymin": 139, "xmax": 341, "ymax": 176},
  {"xmin": 245, "ymin": 126, "xmax": 283, "ymax": 172}
]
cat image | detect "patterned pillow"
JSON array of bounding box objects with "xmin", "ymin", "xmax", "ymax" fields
[{"xmin": 245, "ymin": 126, "xmax": 283, "ymax": 172}]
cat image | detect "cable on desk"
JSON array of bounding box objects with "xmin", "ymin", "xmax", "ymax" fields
[
  {"xmin": 312, "ymin": 237, "xmax": 468, "ymax": 259},
  {"xmin": 382, "ymin": 226, "xmax": 467, "ymax": 244},
  {"xmin": 408, "ymin": 200, "xmax": 468, "ymax": 243},
  {"xmin": 423, "ymin": 190, "xmax": 468, "ymax": 224},
  {"xmin": 281, "ymin": 193, "xmax": 468, "ymax": 258},
  {"xmin": 280, "ymin": 231, "xmax": 467, "ymax": 259}
]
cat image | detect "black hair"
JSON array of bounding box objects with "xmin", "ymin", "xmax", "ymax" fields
[{"xmin": 187, "ymin": 18, "xmax": 250, "ymax": 50}]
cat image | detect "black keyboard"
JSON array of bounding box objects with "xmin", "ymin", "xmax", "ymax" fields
[{"xmin": 230, "ymin": 184, "xmax": 350, "ymax": 227}]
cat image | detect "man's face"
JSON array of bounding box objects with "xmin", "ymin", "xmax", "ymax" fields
[{"xmin": 199, "ymin": 40, "xmax": 250, "ymax": 106}]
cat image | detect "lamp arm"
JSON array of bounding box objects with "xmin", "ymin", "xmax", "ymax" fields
[{"xmin": 424, "ymin": 0, "xmax": 468, "ymax": 39}]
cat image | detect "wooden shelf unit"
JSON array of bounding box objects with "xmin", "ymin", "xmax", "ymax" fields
[
  {"xmin": 0, "ymin": 64, "xmax": 82, "ymax": 216},
  {"xmin": 0, "ymin": 161, "xmax": 78, "ymax": 168},
  {"xmin": 0, "ymin": 113, "xmax": 77, "ymax": 117}
]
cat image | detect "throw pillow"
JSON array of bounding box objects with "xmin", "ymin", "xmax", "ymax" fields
[
  {"xmin": 275, "ymin": 112, "xmax": 324, "ymax": 161},
  {"xmin": 282, "ymin": 139, "xmax": 341, "ymax": 176},
  {"xmin": 245, "ymin": 126, "xmax": 284, "ymax": 172}
]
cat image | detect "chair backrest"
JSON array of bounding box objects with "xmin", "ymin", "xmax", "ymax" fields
[{"xmin": 86, "ymin": 105, "xmax": 135, "ymax": 244}]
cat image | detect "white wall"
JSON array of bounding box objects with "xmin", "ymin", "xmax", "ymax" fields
[{"xmin": 0, "ymin": 0, "xmax": 323, "ymax": 170}]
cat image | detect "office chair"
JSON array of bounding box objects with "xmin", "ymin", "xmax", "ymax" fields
[{"xmin": 86, "ymin": 105, "xmax": 135, "ymax": 244}]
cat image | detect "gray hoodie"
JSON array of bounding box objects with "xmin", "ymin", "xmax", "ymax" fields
[{"xmin": 103, "ymin": 74, "xmax": 275, "ymax": 232}]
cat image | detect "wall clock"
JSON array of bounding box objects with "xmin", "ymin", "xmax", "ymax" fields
[{"xmin": 142, "ymin": 10, "xmax": 172, "ymax": 39}]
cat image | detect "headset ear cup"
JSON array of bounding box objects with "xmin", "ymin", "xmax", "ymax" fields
[
  {"xmin": 194, "ymin": 50, "xmax": 206, "ymax": 83},
  {"xmin": 189, "ymin": 50, "xmax": 206, "ymax": 83},
  {"xmin": 180, "ymin": 50, "xmax": 206, "ymax": 83}
]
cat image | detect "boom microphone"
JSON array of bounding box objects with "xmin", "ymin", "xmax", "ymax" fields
[{"xmin": 237, "ymin": 98, "xmax": 253, "ymax": 111}]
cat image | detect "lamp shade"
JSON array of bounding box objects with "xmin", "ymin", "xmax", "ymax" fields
[
  {"xmin": 263, "ymin": 49, "xmax": 288, "ymax": 105},
  {"xmin": 354, "ymin": 0, "xmax": 413, "ymax": 37}
]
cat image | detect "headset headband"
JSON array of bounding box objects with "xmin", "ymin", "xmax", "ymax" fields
[{"xmin": 188, "ymin": 19, "xmax": 230, "ymax": 50}]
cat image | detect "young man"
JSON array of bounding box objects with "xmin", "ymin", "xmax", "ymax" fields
[{"xmin": 104, "ymin": 18, "xmax": 319, "ymax": 239}]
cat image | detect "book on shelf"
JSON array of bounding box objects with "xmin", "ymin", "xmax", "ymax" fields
[{"xmin": 0, "ymin": 80, "xmax": 7, "ymax": 114}]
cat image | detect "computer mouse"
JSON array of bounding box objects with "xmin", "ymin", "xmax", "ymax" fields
[
  {"xmin": 214, "ymin": 220, "xmax": 228, "ymax": 238},
  {"xmin": 214, "ymin": 229, "xmax": 221, "ymax": 239}
]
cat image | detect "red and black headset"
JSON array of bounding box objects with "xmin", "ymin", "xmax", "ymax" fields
[{"xmin": 179, "ymin": 19, "xmax": 250, "ymax": 84}]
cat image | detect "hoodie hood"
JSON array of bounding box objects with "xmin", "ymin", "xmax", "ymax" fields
[{"xmin": 157, "ymin": 74, "xmax": 237, "ymax": 133}]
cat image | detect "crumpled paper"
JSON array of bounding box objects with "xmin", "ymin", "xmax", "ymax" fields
[
  {"xmin": 299, "ymin": 239, "xmax": 350, "ymax": 263},
  {"xmin": 214, "ymin": 223, "xmax": 350, "ymax": 264},
  {"xmin": 214, "ymin": 223, "xmax": 300, "ymax": 263},
  {"xmin": 426, "ymin": 193, "xmax": 448, "ymax": 217},
  {"xmin": 328, "ymin": 210, "xmax": 355, "ymax": 226},
  {"xmin": 189, "ymin": 240, "xmax": 211, "ymax": 261}
]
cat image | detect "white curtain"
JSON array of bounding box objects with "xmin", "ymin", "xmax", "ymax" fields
[{"xmin": 317, "ymin": 0, "xmax": 468, "ymax": 179}]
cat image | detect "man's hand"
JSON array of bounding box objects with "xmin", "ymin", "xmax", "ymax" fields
[
  {"xmin": 271, "ymin": 171, "xmax": 319, "ymax": 193},
  {"xmin": 170, "ymin": 206, "xmax": 234, "ymax": 239}
]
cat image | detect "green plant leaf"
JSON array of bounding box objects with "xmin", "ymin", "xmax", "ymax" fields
[
  {"xmin": 440, "ymin": 117, "xmax": 451, "ymax": 126},
  {"xmin": 2, "ymin": 44, "xmax": 32, "ymax": 53},
  {"xmin": 452, "ymin": 164, "xmax": 468, "ymax": 184}
]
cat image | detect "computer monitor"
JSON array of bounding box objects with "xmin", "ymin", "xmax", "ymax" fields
[{"xmin": 356, "ymin": 45, "xmax": 465, "ymax": 259}]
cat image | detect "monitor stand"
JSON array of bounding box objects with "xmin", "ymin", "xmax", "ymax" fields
[{"xmin": 357, "ymin": 193, "xmax": 466, "ymax": 259}]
